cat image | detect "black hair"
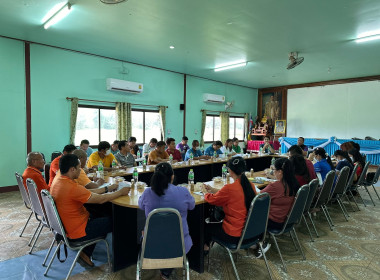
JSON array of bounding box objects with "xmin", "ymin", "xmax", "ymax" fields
[
  {"xmin": 314, "ymin": 147, "xmax": 334, "ymax": 169},
  {"xmin": 166, "ymin": 137, "xmax": 175, "ymax": 146},
  {"xmin": 98, "ymin": 141, "xmax": 111, "ymax": 151},
  {"xmin": 227, "ymin": 157, "xmax": 256, "ymax": 211},
  {"xmin": 59, "ymin": 154, "xmax": 80, "ymax": 174},
  {"xmin": 118, "ymin": 140, "xmax": 127, "ymax": 151},
  {"xmin": 150, "ymin": 138, "xmax": 158, "ymax": 144},
  {"xmin": 348, "ymin": 148, "xmax": 365, "ymax": 168},
  {"xmin": 214, "ymin": 140, "xmax": 223, "ymax": 147},
  {"xmin": 224, "ymin": 138, "xmax": 233, "ymax": 148},
  {"xmin": 63, "ymin": 144, "xmax": 76, "ymax": 153},
  {"xmin": 288, "ymin": 145, "xmax": 303, "ymax": 156},
  {"xmin": 289, "ymin": 154, "xmax": 310, "ymax": 183},
  {"xmin": 113, "ymin": 140, "xmax": 120, "ymax": 145},
  {"xmin": 350, "ymin": 141, "xmax": 360, "ymax": 151},
  {"xmin": 128, "ymin": 136, "xmax": 137, "ymax": 142},
  {"xmin": 80, "ymin": 139, "xmax": 89, "ymax": 145},
  {"xmin": 298, "ymin": 137, "xmax": 305, "ymax": 141},
  {"xmin": 274, "ymin": 158, "xmax": 300, "ymax": 196},
  {"xmin": 150, "ymin": 162, "xmax": 173, "ymax": 196},
  {"xmin": 156, "ymin": 141, "xmax": 166, "ymax": 147},
  {"xmin": 334, "ymin": 149, "xmax": 353, "ymax": 166},
  {"xmin": 192, "ymin": 140, "xmax": 199, "ymax": 146},
  {"xmin": 232, "ymin": 137, "xmax": 238, "ymax": 142},
  {"xmin": 182, "ymin": 136, "xmax": 188, "ymax": 141},
  {"xmin": 264, "ymin": 135, "xmax": 270, "ymax": 140}
]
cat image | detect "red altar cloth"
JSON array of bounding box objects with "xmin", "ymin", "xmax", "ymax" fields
[{"xmin": 247, "ymin": 140, "xmax": 281, "ymax": 151}]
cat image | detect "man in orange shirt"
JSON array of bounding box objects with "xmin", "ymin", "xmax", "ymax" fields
[
  {"xmin": 50, "ymin": 154, "xmax": 130, "ymax": 267},
  {"xmin": 73, "ymin": 149, "xmax": 105, "ymax": 189},
  {"xmin": 48, "ymin": 144, "xmax": 76, "ymax": 187},
  {"xmin": 148, "ymin": 141, "xmax": 170, "ymax": 164},
  {"xmin": 22, "ymin": 152, "xmax": 49, "ymax": 193}
]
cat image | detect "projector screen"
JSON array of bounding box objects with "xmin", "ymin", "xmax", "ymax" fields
[{"xmin": 287, "ymin": 80, "xmax": 380, "ymax": 139}]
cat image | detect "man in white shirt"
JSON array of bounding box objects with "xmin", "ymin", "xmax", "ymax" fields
[{"xmin": 142, "ymin": 138, "xmax": 157, "ymax": 157}]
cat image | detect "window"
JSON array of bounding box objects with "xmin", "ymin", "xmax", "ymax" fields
[
  {"xmin": 132, "ymin": 110, "xmax": 162, "ymax": 144},
  {"xmin": 204, "ymin": 115, "xmax": 221, "ymax": 143},
  {"xmin": 229, "ymin": 116, "xmax": 245, "ymax": 140},
  {"xmin": 75, "ymin": 105, "xmax": 116, "ymax": 146}
]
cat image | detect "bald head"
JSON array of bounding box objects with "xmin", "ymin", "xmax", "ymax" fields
[
  {"xmin": 26, "ymin": 152, "xmax": 45, "ymax": 170},
  {"xmin": 73, "ymin": 149, "xmax": 87, "ymax": 168}
]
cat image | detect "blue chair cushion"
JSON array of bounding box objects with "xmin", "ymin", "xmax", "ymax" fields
[
  {"xmin": 212, "ymin": 235, "xmax": 261, "ymax": 250},
  {"xmin": 268, "ymin": 223, "xmax": 295, "ymax": 235}
]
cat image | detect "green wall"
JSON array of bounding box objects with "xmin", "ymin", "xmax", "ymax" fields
[
  {"xmin": 0, "ymin": 38, "xmax": 26, "ymax": 187},
  {"xmin": 0, "ymin": 38, "xmax": 257, "ymax": 188}
]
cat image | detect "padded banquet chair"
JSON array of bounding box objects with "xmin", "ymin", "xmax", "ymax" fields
[
  {"xmin": 330, "ymin": 166, "xmax": 350, "ymax": 221},
  {"xmin": 302, "ymin": 179, "xmax": 320, "ymax": 241},
  {"xmin": 14, "ymin": 172, "xmax": 33, "ymax": 238},
  {"xmin": 362, "ymin": 164, "xmax": 380, "ymax": 201},
  {"xmin": 349, "ymin": 161, "xmax": 370, "ymax": 207}
]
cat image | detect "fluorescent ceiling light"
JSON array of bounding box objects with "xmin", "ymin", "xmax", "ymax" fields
[
  {"xmin": 41, "ymin": 2, "xmax": 67, "ymax": 23},
  {"xmin": 356, "ymin": 29, "xmax": 380, "ymax": 43},
  {"xmin": 43, "ymin": 2, "xmax": 72, "ymax": 29},
  {"xmin": 214, "ymin": 60, "xmax": 247, "ymax": 72},
  {"xmin": 169, "ymin": 46, "xmax": 175, "ymax": 49}
]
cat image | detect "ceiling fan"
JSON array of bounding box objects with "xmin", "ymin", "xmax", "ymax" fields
[
  {"xmin": 225, "ymin": 101, "xmax": 234, "ymax": 111},
  {"xmin": 286, "ymin": 52, "xmax": 304, "ymax": 70},
  {"xmin": 100, "ymin": 0, "xmax": 126, "ymax": 4}
]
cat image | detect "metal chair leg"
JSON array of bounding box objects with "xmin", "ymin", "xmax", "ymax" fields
[
  {"xmin": 343, "ymin": 193, "xmax": 356, "ymax": 212},
  {"xmin": 336, "ymin": 197, "xmax": 349, "ymax": 221},
  {"xmin": 20, "ymin": 212, "xmax": 33, "ymax": 237},
  {"xmin": 324, "ymin": 205, "xmax": 335, "ymax": 226},
  {"xmin": 363, "ymin": 185, "xmax": 376, "ymax": 206},
  {"xmin": 321, "ymin": 206, "xmax": 333, "ymax": 231},
  {"xmin": 307, "ymin": 212, "xmax": 319, "ymax": 237},
  {"xmin": 289, "ymin": 231, "xmax": 298, "ymax": 251},
  {"xmin": 29, "ymin": 224, "xmax": 44, "ymax": 254},
  {"xmin": 292, "ymin": 228, "xmax": 306, "ymax": 260},
  {"xmin": 356, "ymin": 189, "xmax": 367, "ymax": 207},
  {"xmin": 42, "ymin": 238, "xmax": 56, "ymax": 266},
  {"xmin": 65, "ymin": 248, "xmax": 83, "ymax": 280},
  {"xmin": 225, "ymin": 247, "xmax": 240, "ymax": 280},
  {"xmin": 348, "ymin": 191, "xmax": 360, "ymax": 211},
  {"xmin": 103, "ymin": 240, "xmax": 111, "ymax": 271},
  {"xmin": 259, "ymin": 242, "xmax": 274, "ymax": 280},
  {"xmin": 44, "ymin": 241, "xmax": 62, "ymax": 276},
  {"xmin": 28, "ymin": 221, "xmax": 41, "ymax": 246},
  {"xmin": 372, "ymin": 184, "xmax": 380, "ymax": 200},
  {"xmin": 302, "ymin": 214, "xmax": 314, "ymax": 242},
  {"xmin": 270, "ymin": 234, "xmax": 287, "ymax": 272}
]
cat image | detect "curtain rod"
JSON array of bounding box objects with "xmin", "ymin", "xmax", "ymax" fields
[
  {"xmin": 201, "ymin": 109, "xmax": 246, "ymax": 115},
  {"xmin": 66, "ymin": 97, "xmax": 168, "ymax": 108}
]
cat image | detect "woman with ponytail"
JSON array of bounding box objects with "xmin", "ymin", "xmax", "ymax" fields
[
  {"xmin": 203, "ymin": 157, "xmax": 259, "ymax": 252},
  {"xmin": 138, "ymin": 162, "xmax": 195, "ymax": 280},
  {"xmin": 261, "ymin": 158, "xmax": 300, "ymax": 231},
  {"xmin": 312, "ymin": 147, "xmax": 333, "ymax": 181}
]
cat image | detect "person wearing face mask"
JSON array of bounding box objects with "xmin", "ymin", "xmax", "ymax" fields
[
  {"xmin": 184, "ymin": 140, "xmax": 210, "ymax": 161},
  {"xmin": 312, "ymin": 147, "xmax": 333, "ymax": 182},
  {"xmin": 23, "ymin": 152, "xmax": 49, "ymax": 193},
  {"xmin": 87, "ymin": 141, "xmax": 117, "ymax": 171},
  {"xmin": 348, "ymin": 148, "xmax": 365, "ymax": 183}
]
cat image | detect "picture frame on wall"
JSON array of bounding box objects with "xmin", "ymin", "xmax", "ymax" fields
[{"xmin": 274, "ymin": 120, "xmax": 286, "ymax": 134}]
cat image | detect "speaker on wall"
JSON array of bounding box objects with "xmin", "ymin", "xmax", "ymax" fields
[{"xmin": 180, "ymin": 104, "xmax": 185, "ymax": 110}]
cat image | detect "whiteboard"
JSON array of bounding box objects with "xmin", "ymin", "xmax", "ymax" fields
[{"xmin": 287, "ymin": 80, "xmax": 380, "ymax": 139}]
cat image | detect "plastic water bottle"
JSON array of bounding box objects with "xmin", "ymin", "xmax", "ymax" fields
[
  {"xmin": 224, "ymin": 151, "xmax": 228, "ymax": 159},
  {"xmin": 112, "ymin": 159, "xmax": 117, "ymax": 171},
  {"xmin": 169, "ymin": 154, "xmax": 173, "ymax": 164},
  {"xmin": 142, "ymin": 158, "xmax": 147, "ymax": 171},
  {"xmin": 271, "ymin": 157, "xmax": 276, "ymax": 166},
  {"xmin": 98, "ymin": 160, "xmax": 104, "ymax": 179},
  {"xmin": 137, "ymin": 150, "xmax": 141, "ymax": 159},
  {"xmin": 133, "ymin": 167, "xmax": 138, "ymax": 182},
  {"xmin": 213, "ymin": 151, "xmax": 217, "ymax": 161},
  {"xmin": 222, "ymin": 164, "xmax": 227, "ymax": 183},
  {"xmin": 188, "ymin": 169, "xmax": 194, "ymax": 185},
  {"xmin": 190, "ymin": 152, "xmax": 194, "ymax": 161}
]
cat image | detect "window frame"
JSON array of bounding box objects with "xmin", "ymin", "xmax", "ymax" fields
[
  {"xmin": 229, "ymin": 116, "xmax": 246, "ymax": 141},
  {"xmin": 204, "ymin": 114, "xmax": 221, "ymax": 144},
  {"xmin": 132, "ymin": 108, "xmax": 163, "ymax": 145}
]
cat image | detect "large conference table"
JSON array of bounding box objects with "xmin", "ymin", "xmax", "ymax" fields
[{"xmin": 109, "ymin": 154, "xmax": 282, "ymax": 273}]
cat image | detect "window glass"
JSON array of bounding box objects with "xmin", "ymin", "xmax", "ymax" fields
[
  {"xmin": 100, "ymin": 109, "xmax": 116, "ymax": 143},
  {"xmin": 204, "ymin": 116, "xmax": 214, "ymax": 142},
  {"xmin": 214, "ymin": 117, "xmax": 221, "ymax": 141},
  {"xmin": 229, "ymin": 119, "xmax": 234, "ymax": 139},
  {"xmin": 75, "ymin": 107, "xmax": 99, "ymax": 146},
  {"xmin": 145, "ymin": 112, "xmax": 161, "ymax": 143},
  {"xmin": 131, "ymin": 111, "xmax": 144, "ymax": 142},
  {"xmin": 235, "ymin": 118, "xmax": 245, "ymax": 140}
]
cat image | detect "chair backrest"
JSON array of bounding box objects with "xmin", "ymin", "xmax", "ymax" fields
[
  {"xmin": 357, "ymin": 161, "xmax": 370, "ymax": 186},
  {"xmin": 51, "ymin": 151, "xmax": 62, "ymax": 163},
  {"xmin": 345, "ymin": 163, "xmax": 359, "ymax": 192},
  {"xmin": 369, "ymin": 164, "xmax": 380, "ymax": 185},
  {"xmin": 284, "ymin": 184, "xmax": 310, "ymax": 227},
  {"xmin": 44, "ymin": 163, "xmax": 51, "ymax": 185},
  {"xmin": 26, "ymin": 178, "xmax": 48, "ymax": 225},
  {"xmin": 304, "ymin": 179, "xmax": 319, "ymax": 213},
  {"xmin": 237, "ymin": 193, "xmax": 271, "ymax": 249},
  {"xmin": 15, "ymin": 172, "xmax": 31, "ymax": 209},
  {"xmin": 314, "ymin": 170, "xmax": 335, "ymax": 207},
  {"xmin": 141, "ymin": 208, "xmax": 185, "ymax": 269},
  {"xmin": 332, "ymin": 166, "xmax": 350, "ymax": 196}
]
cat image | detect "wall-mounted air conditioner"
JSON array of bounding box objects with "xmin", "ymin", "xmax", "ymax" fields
[
  {"xmin": 106, "ymin": 78, "xmax": 143, "ymax": 94},
  {"xmin": 203, "ymin": 93, "xmax": 225, "ymax": 104}
]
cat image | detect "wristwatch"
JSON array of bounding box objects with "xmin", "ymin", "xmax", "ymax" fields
[{"xmin": 104, "ymin": 186, "xmax": 108, "ymax": 193}]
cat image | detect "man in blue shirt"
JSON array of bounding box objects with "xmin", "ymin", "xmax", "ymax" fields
[
  {"xmin": 204, "ymin": 141, "xmax": 223, "ymax": 157},
  {"xmin": 79, "ymin": 139, "xmax": 93, "ymax": 158},
  {"xmin": 185, "ymin": 140, "xmax": 210, "ymax": 161}
]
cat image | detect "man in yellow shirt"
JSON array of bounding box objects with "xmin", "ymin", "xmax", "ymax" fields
[
  {"xmin": 87, "ymin": 141, "xmax": 116, "ymax": 171},
  {"xmin": 148, "ymin": 141, "xmax": 169, "ymax": 164}
]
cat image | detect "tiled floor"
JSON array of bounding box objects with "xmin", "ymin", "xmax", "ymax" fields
[{"xmin": 1, "ymin": 184, "xmax": 380, "ymax": 280}]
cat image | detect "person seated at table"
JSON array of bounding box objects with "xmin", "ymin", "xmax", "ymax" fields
[
  {"xmin": 203, "ymin": 157, "xmax": 261, "ymax": 256},
  {"xmin": 204, "ymin": 141, "xmax": 223, "ymax": 157},
  {"xmin": 288, "ymin": 145, "xmax": 317, "ymax": 185},
  {"xmin": 23, "ymin": 152, "xmax": 49, "ymax": 193},
  {"xmin": 79, "ymin": 139, "xmax": 93, "ymax": 158},
  {"xmin": 142, "ymin": 138, "xmax": 157, "ymax": 157},
  {"xmin": 259, "ymin": 136, "xmax": 274, "ymax": 154},
  {"xmin": 220, "ymin": 139, "xmax": 236, "ymax": 156},
  {"xmin": 184, "ymin": 140, "xmax": 210, "ymax": 161},
  {"xmin": 310, "ymin": 147, "xmax": 333, "ymax": 182},
  {"xmin": 260, "ymin": 158, "xmax": 300, "ymax": 233},
  {"xmin": 138, "ymin": 162, "xmax": 195, "ymax": 279},
  {"xmin": 297, "ymin": 137, "xmax": 308, "ymax": 157},
  {"xmin": 176, "ymin": 136, "xmax": 190, "ymax": 160},
  {"xmin": 128, "ymin": 136, "xmax": 140, "ymax": 158},
  {"xmin": 50, "ymin": 154, "xmax": 130, "ymax": 268},
  {"xmin": 111, "ymin": 140, "xmax": 120, "ymax": 155},
  {"xmin": 148, "ymin": 141, "xmax": 169, "ymax": 165},
  {"xmin": 232, "ymin": 137, "xmax": 242, "ymax": 154},
  {"xmin": 348, "ymin": 148, "xmax": 365, "ymax": 183},
  {"xmin": 87, "ymin": 141, "xmax": 116, "ymax": 171},
  {"xmin": 115, "ymin": 140, "xmax": 136, "ymax": 168},
  {"xmin": 166, "ymin": 137, "xmax": 182, "ymax": 162},
  {"xmin": 49, "ymin": 144, "xmax": 77, "ymax": 187},
  {"xmin": 334, "ymin": 150, "xmax": 354, "ymax": 174}
]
